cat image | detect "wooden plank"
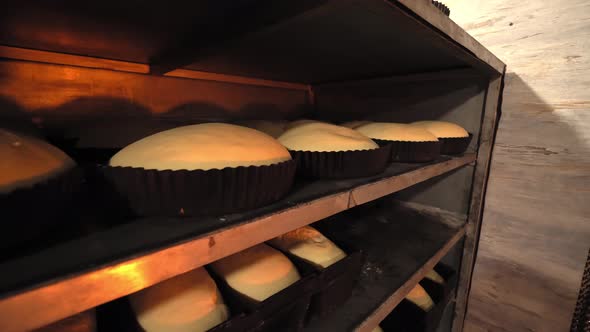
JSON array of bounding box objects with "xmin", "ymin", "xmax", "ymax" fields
[
  {"xmin": 313, "ymin": 68, "xmax": 483, "ymax": 89},
  {"xmin": 393, "ymin": 0, "xmax": 505, "ymax": 75},
  {"xmin": 0, "ymin": 47, "xmax": 308, "ymax": 90},
  {"xmin": 164, "ymin": 69, "xmax": 308, "ymax": 91},
  {"xmin": 0, "ymin": 60, "xmax": 309, "ymax": 148},
  {"xmin": 0, "ymin": 46, "xmax": 149, "ymax": 73},
  {"xmin": 0, "ymin": 156, "xmax": 474, "ymax": 332},
  {"xmin": 451, "ymin": 75, "xmax": 503, "ymax": 332},
  {"xmin": 350, "ymin": 156, "xmax": 476, "ymax": 206},
  {"xmin": 303, "ymin": 203, "xmax": 466, "ymax": 332},
  {"xmin": 444, "ymin": 1, "xmax": 590, "ymax": 331}
]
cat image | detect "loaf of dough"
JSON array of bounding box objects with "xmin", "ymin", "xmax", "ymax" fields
[
  {"xmin": 129, "ymin": 268, "xmax": 230, "ymax": 332},
  {"xmin": 110, "ymin": 123, "xmax": 291, "ymax": 171},
  {"xmin": 285, "ymin": 119, "xmax": 323, "ymax": 130},
  {"xmin": 424, "ymin": 269, "xmax": 445, "ymax": 284},
  {"xmin": 371, "ymin": 326, "xmax": 384, "ymax": 332},
  {"xmin": 269, "ymin": 226, "xmax": 346, "ymax": 268},
  {"xmin": 405, "ymin": 284, "xmax": 435, "ymax": 311},
  {"xmin": 0, "ymin": 129, "xmax": 75, "ymax": 194},
  {"xmin": 237, "ymin": 120, "xmax": 287, "ymax": 138},
  {"xmin": 411, "ymin": 121, "xmax": 469, "ymax": 138},
  {"xmin": 278, "ymin": 123, "xmax": 378, "ymax": 152},
  {"xmin": 356, "ymin": 123, "xmax": 439, "ymax": 142},
  {"xmin": 210, "ymin": 244, "xmax": 301, "ymax": 302},
  {"xmin": 340, "ymin": 121, "xmax": 372, "ymax": 129}
]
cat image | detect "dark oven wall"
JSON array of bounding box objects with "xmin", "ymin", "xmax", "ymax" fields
[{"xmin": 312, "ymin": 71, "xmax": 489, "ymax": 214}]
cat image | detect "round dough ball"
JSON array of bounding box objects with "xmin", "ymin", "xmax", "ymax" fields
[
  {"xmin": 269, "ymin": 226, "xmax": 346, "ymax": 268},
  {"xmin": 0, "ymin": 129, "xmax": 75, "ymax": 194},
  {"xmin": 210, "ymin": 244, "xmax": 301, "ymax": 302},
  {"xmin": 340, "ymin": 121, "xmax": 372, "ymax": 129},
  {"xmin": 371, "ymin": 326, "xmax": 384, "ymax": 332},
  {"xmin": 356, "ymin": 123, "xmax": 439, "ymax": 142},
  {"xmin": 110, "ymin": 123, "xmax": 292, "ymax": 171},
  {"xmin": 405, "ymin": 284, "xmax": 434, "ymax": 311},
  {"xmin": 236, "ymin": 120, "xmax": 287, "ymax": 138},
  {"xmin": 411, "ymin": 121, "xmax": 469, "ymax": 138},
  {"xmin": 129, "ymin": 268, "xmax": 230, "ymax": 332},
  {"xmin": 285, "ymin": 119, "xmax": 323, "ymax": 130},
  {"xmin": 424, "ymin": 269, "xmax": 445, "ymax": 284},
  {"xmin": 278, "ymin": 123, "xmax": 378, "ymax": 152}
]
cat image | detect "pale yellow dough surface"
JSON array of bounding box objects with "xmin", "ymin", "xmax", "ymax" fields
[
  {"xmin": 424, "ymin": 269, "xmax": 445, "ymax": 284},
  {"xmin": 269, "ymin": 226, "xmax": 347, "ymax": 268},
  {"xmin": 210, "ymin": 244, "xmax": 301, "ymax": 302},
  {"xmin": 371, "ymin": 326, "xmax": 384, "ymax": 332},
  {"xmin": 405, "ymin": 284, "xmax": 435, "ymax": 311},
  {"xmin": 110, "ymin": 123, "xmax": 291, "ymax": 171},
  {"xmin": 129, "ymin": 268, "xmax": 230, "ymax": 332},
  {"xmin": 237, "ymin": 120, "xmax": 287, "ymax": 138},
  {"xmin": 411, "ymin": 121, "xmax": 469, "ymax": 138},
  {"xmin": 278, "ymin": 123, "xmax": 378, "ymax": 152},
  {"xmin": 356, "ymin": 123, "xmax": 439, "ymax": 142},
  {"xmin": 340, "ymin": 120, "xmax": 372, "ymax": 129},
  {"xmin": 285, "ymin": 119, "xmax": 324, "ymax": 130},
  {"xmin": 0, "ymin": 129, "xmax": 75, "ymax": 194}
]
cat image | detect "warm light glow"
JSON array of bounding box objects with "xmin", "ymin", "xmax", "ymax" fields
[
  {"xmin": 0, "ymin": 129, "xmax": 74, "ymax": 193},
  {"xmin": 102, "ymin": 262, "xmax": 148, "ymax": 290}
]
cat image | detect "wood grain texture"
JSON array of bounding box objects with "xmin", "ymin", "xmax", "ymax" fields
[
  {"xmin": 0, "ymin": 60, "xmax": 309, "ymax": 148},
  {"xmin": 443, "ymin": 1, "xmax": 590, "ymax": 331},
  {"xmin": 453, "ymin": 76, "xmax": 503, "ymax": 332}
]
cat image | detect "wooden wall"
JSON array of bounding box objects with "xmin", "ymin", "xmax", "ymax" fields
[
  {"xmin": 443, "ymin": 1, "xmax": 590, "ymax": 331},
  {"xmin": 0, "ymin": 60, "xmax": 310, "ymax": 147}
]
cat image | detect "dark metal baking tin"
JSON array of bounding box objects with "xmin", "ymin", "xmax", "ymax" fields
[
  {"xmin": 207, "ymin": 265, "xmax": 317, "ymax": 332},
  {"xmin": 373, "ymin": 139, "xmax": 442, "ymax": 163},
  {"xmin": 273, "ymin": 242, "xmax": 364, "ymax": 321},
  {"xmin": 0, "ymin": 167, "xmax": 83, "ymax": 254},
  {"xmin": 439, "ymin": 134, "xmax": 473, "ymax": 155},
  {"xmin": 289, "ymin": 145, "xmax": 391, "ymax": 179},
  {"xmin": 100, "ymin": 160, "xmax": 296, "ymax": 217},
  {"xmin": 379, "ymin": 263, "xmax": 457, "ymax": 332}
]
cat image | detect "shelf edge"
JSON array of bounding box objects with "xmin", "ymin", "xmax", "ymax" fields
[{"xmin": 356, "ymin": 226, "xmax": 466, "ymax": 332}]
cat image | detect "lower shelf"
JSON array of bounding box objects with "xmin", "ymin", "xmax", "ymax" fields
[
  {"xmin": 0, "ymin": 155, "xmax": 472, "ymax": 332},
  {"xmin": 305, "ymin": 203, "xmax": 465, "ymax": 332}
]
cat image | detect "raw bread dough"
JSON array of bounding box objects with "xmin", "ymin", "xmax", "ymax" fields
[
  {"xmin": 237, "ymin": 120, "xmax": 287, "ymax": 138},
  {"xmin": 0, "ymin": 129, "xmax": 75, "ymax": 194},
  {"xmin": 210, "ymin": 244, "xmax": 301, "ymax": 302},
  {"xmin": 340, "ymin": 121, "xmax": 372, "ymax": 129},
  {"xmin": 285, "ymin": 119, "xmax": 323, "ymax": 130},
  {"xmin": 424, "ymin": 269, "xmax": 445, "ymax": 284},
  {"xmin": 371, "ymin": 326, "xmax": 384, "ymax": 332},
  {"xmin": 110, "ymin": 123, "xmax": 291, "ymax": 171},
  {"xmin": 269, "ymin": 226, "xmax": 346, "ymax": 268},
  {"xmin": 405, "ymin": 284, "xmax": 434, "ymax": 312},
  {"xmin": 278, "ymin": 123, "xmax": 378, "ymax": 152},
  {"xmin": 356, "ymin": 123, "xmax": 439, "ymax": 142},
  {"xmin": 411, "ymin": 121, "xmax": 469, "ymax": 138},
  {"xmin": 129, "ymin": 268, "xmax": 230, "ymax": 332}
]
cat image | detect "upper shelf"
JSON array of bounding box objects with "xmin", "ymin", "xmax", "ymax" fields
[
  {"xmin": 0, "ymin": 0, "xmax": 504, "ymax": 83},
  {"xmin": 0, "ymin": 154, "xmax": 474, "ymax": 332}
]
